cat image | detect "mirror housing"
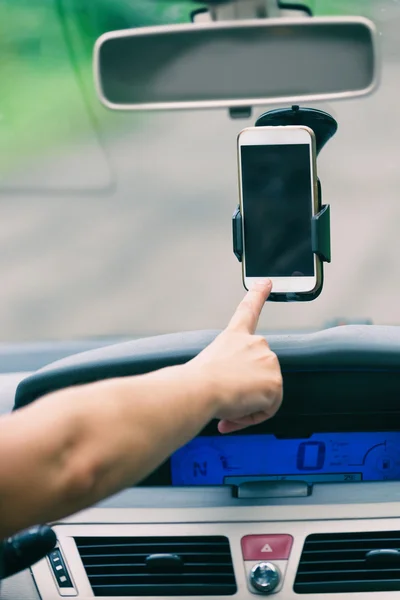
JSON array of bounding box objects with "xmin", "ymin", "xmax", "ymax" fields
[{"xmin": 94, "ymin": 16, "xmax": 378, "ymax": 112}]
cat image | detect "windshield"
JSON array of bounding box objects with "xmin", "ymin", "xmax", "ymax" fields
[{"xmin": 0, "ymin": 0, "xmax": 398, "ymax": 341}]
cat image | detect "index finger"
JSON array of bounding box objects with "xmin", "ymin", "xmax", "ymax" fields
[{"xmin": 227, "ymin": 279, "xmax": 272, "ymax": 334}]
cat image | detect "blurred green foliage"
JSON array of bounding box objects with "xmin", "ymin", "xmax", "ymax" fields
[
  {"xmin": 0, "ymin": 0, "xmax": 198, "ymax": 174},
  {"xmin": 0, "ymin": 0, "xmax": 198, "ymax": 62},
  {"xmin": 0, "ymin": 0, "xmax": 369, "ymax": 175}
]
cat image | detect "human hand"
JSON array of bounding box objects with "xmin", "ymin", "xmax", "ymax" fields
[{"xmin": 189, "ymin": 280, "xmax": 283, "ymax": 434}]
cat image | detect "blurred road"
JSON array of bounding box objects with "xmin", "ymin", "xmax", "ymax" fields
[{"xmin": 1, "ymin": 57, "xmax": 400, "ymax": 342}]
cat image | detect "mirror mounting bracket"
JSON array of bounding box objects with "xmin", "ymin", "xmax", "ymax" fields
[
  {"xmin": 208, "ymin": 0, "xmax": 280, "ymax": 21},
  {"xmin": 211, "ymin": 0, "xmax": 310, "ymax": 118},
  {"xmin": 192, "ymin": 0, "xmax": 312, "ymax": 23}
]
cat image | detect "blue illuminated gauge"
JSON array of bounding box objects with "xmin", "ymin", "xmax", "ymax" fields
[
  {"xmin": 178, "ymin": 445, "xmax": 225, "ymax": 485},
  {"xmin": 363, "ymin": 442, "xmax": 400, "ymax": 480}
]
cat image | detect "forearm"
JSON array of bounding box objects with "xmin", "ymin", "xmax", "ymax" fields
[{"xmin": 0, "ymin": 364, "xmax": 216, "ymax": 539}]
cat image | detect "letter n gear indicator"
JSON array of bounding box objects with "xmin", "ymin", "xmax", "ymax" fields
[{"xmin": 297, "ymin": 441, "xmax": 326, "ymax": 470}]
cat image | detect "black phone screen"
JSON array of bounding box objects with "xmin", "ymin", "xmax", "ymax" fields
[{"xmin": 241, "ymin": 144, "xmax": 315, "ymax": 278}]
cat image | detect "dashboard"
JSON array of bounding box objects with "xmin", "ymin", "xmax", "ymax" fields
[{"xmin": 4, "ymin": 325, "xmax": 400, "ymax": 600}]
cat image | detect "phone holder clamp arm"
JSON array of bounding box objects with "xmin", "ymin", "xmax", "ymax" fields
[
  {"xmin": 232, "ymin": 201, "xmax": 330, "ymax": 264},
  {"xmin": 233, "ymin": 106, "xmax": 336, "ymax": 270}
]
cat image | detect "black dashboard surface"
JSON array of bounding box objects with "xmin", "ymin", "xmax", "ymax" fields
[{"xmin": 13, "ymin": 325, "xmax": 400, "ymax": 434}]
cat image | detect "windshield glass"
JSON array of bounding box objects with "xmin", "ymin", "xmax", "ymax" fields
[{"xmin": 0, "ymin": 0, "xmax": 398, "ymax": 341}]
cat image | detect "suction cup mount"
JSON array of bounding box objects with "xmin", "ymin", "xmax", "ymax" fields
[{"xmin": 255, "ymin": 105, "xmax": 337, "ymax": 155}]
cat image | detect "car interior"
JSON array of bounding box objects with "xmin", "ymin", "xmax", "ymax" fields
[{"xmin": 2, "ymin": 0, "xmax": 400, "ymax": 599}]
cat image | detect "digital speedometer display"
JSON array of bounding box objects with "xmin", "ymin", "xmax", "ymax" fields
[{"xmin": 170, "ymin": 432, "xmax": 400, "ymax": 486}]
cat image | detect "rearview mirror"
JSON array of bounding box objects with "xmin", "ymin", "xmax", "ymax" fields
[{"xmin": 94, "ymin": 16, "xmax": 378, "ymax": 112}]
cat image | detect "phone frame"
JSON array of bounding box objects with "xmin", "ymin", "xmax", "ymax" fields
[{"xmin": 237, "ymin": 125, "xmax": 322, "ymax": 295}]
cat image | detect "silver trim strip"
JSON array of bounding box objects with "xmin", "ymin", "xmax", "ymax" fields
[{"xmin": 58, "ymin": 500, "xmax": 400, "ymax": 525}]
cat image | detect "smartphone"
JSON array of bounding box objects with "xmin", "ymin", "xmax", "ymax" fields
[{"xmin": 237, "ymin": 125, "xmax": 322, "ymax": 298}]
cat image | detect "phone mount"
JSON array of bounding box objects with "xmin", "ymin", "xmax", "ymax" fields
[{"xmin": 232, "ymin": 105, "xmax": 337, "ymax": 302}]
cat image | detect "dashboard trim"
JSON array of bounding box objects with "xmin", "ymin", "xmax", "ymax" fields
[
  {"xmin": 32, "ymin": 517, "xmax": 400, "ymax": 600},
  {"xmin": 58, "ymin": 500, "xmax": 400, "ymax": 525}
]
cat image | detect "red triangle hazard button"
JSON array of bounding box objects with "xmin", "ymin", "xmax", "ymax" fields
[{"xmin": 241, "ymin": 535, "xmax": 293, "ymax": 560}]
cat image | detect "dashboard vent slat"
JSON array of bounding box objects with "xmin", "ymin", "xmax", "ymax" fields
[
  {"xmin": 75, "ymin": 536, "xmax": 237, "ymax": 597},
  {"xmin": 295, "ymin": 531, "xmax": 400, "ymax": 594}
]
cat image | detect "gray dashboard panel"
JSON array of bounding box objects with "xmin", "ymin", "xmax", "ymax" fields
[
  {"xmin": 23, "ymin": 325, "xmax": 400, "ymax": 372},
  {"xmin": 93, "ymin": 480, "xmax": 400, "ymax": 509},
  {"xmin": 0, "ymin": 570, "xmax": 40, "ymax": 600},
  {"xmin": 0, "ymin": 339, "xmax": 131, "ymax": 374},
  {"xmin": 0, "ymin": 374, "xmax": 29, "ymax": 415}
]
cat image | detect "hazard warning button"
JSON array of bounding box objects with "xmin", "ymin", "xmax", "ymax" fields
[{"xmin": 241, "ymin": 535, "xmax": 293, "ymax": 561}]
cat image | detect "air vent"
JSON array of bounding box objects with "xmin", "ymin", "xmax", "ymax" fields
[
  {"xmin": 75, "ymin": 535, "xmax": 237, "ymax": 597},
  {"xmin": 294, "ymin": 531, "xmax": 400, "ymax": 594}
]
